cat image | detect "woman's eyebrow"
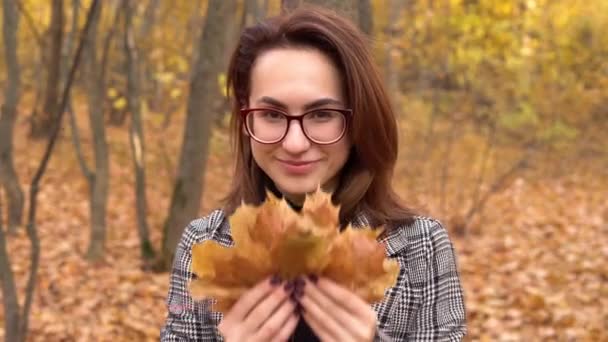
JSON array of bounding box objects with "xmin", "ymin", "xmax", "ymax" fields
[
  {"xmin": 303, "ymin": 98, "xmax": 344, "ymax": 110},
  {"xmin": 256, "ymin": 96, "xmax": 344, "ymax": 110}
]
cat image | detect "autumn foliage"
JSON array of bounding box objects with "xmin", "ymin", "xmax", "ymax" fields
[{"xmin": 189, "ymin": 189, "xmax": 399, "ymax": 313}]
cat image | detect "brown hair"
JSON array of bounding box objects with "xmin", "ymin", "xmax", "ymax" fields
[{"xmin": 222, "ymin": 6, "xmax": 417, "ymax": 231}]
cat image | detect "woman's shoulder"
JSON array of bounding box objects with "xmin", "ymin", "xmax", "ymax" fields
[
  {"xmin": 182, "ymin": 209, "xmax": 233, "ymax": 247},
  {"xmin": 379, "ymin": 215, "xmax": 454, "ymax": 257}
]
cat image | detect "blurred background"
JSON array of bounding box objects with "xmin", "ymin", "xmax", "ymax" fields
[{"xmin": 0, "ymin": 0, "xmax": 606, "ymax": 340}]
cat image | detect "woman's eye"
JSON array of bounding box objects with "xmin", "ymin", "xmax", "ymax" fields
[
  {"xmin": 261, "ymin": 110, "xmax": 282, "ymax": 119},
  {"xmin": 310, "ymin": 110, "xmax": 336, "ymax": 120}
]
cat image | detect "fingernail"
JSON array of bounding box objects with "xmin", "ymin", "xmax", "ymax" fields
[
  {"xmin": 293, "ymin": 286, "xmax": 304, "ymax": 299},
  {"xmin": 308, "ymin": 274, "xmax": 318, "ymax": 283},
  {"xmin": 294, "ymin": 276, "xmax": 305, "ymax": 290},
  {"xmin": 270, "ymin": 274, "xmax": 282, "ymax": 286}
]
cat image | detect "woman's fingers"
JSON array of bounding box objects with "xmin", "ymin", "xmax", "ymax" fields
[
  {"xmin": 220, "ymin": 276, "xmax": 376, "ymax": 341},
  {"xmin": 301, "ymin": 277, "xmax": 376, "ymax": 341},
  {"xmin": 302, "ymin": 278, "xmax": 357, "ymax": 328},
  {"xmin": 229, "ymin": 276, "xmax": 280, "ymax": 321},
  {"xmin": 259, "ymin": 300, "xmax": 300, "ymax": 341},
  {"xmin": 299, "ymin": 291, "xmax": 349, "ymax": 341},
  {"xmin": 251, "ymin": 289, "xmax": 297, "ymax": 340},
  {"xmin": 271, "ymin": 310, "xmax": 300, "ymax": 341},
  {"xmin": 245, "ymin": 281, "xmax": 293, "ymax": 333},
  {"xmin": 301, "ymin": 309, "xmax": 336, "ymax": 342},
  {"xmin": 316, "ymin": 278, "xmax": 374, "ymax": 320}
]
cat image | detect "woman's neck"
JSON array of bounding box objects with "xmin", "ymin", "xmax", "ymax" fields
[{"xmin": 278, "ymin": 177, "xmax": 340, "ymax": 209}]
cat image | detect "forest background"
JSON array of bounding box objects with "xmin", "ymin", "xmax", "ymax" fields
[{"xmin": 0, "ymin": 0, "xmax": 606, "ymax": 340}]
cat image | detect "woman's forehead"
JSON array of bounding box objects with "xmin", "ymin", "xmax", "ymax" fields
[{"xmin": 248, "ymin": 48, "xmax": 345, "ymax": 108}]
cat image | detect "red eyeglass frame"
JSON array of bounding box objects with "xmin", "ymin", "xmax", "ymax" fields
[{"xmin": 239, "ymin": 107, "xmax": 353, "ymax": 145}]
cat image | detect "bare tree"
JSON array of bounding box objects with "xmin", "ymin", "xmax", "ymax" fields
[
  {"xmin": 61, "ymin": 0, "xmax": 80, "ymax": 89},
  {"xmin": 242, "ymin": 0, "xmax": 266, "ymax": 27},
  {"xmin": 139, "ymin": 0, "xmax": 161, "ymax": 111},
  {"xmin": 65, "ymin": 0, "xmax": 99, "ymax": 243},
  {"xmin": 0, "ymin": 3, "xmax": 99, "ymax": 340},
  {"xmin": 64, "ymin": 0, "xmax": 87, "ymax": 180},
  {"xmin": 64, "ymin": 0, "xmax": 95, "ymax": 191},
  {"xmin": 357, "ymin": 0, "xmax": 373, "ymax": 35},
  {"xmin": 31, "ymin": 0, "xmax": 64, "ymax": 138},
  {"xmin": 139, "ymin": 0, "xmax": 160, "ymax": 38},
  {"xmin": 450, "ymin": 145, "xmax": 538, "ymax": 237},
  {"xmin": 384, "ymin": 0, "xmax": 403, "ymax": 96},
  {"xmin": 159, "ymin": 0, "xmax": 234, "ymax": 270},
  {"xmin": 14, "ymin": 0, "xmax": 46, "ymax": 133},
  {"xmin": 214, "ymin": 0, "xmax": 240, "ymax": 127},
  {"xmin": 83, "ymin": 2, "xmax": 109, "ymax": 261},
  {"xmin": 101, "ymin": 3, "xmax": 124, "ymax": 126},
  {"xmin": 124, "ymin": 0, "xmax": 155, "ymax": 261},
  {"xmin": 0, "ymin": 0, "xmax": 25, "ymax": 234},
  {"xmin": 282, "ymin": 0, "xmax": 300, "ymax": 12},
  {"xmin": 282, "ymin": 0, "xmax": 359, "ymax": 27},
  {"xmin": 0, "ymin": 192, "xmax": 19, "ymax": 342},
  {"xmin": 304, "ymin": 0, "xmax": 357, "ymax": 22}
]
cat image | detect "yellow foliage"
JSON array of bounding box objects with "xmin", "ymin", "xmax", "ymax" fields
[
  {"xmin": 217, "ymin": 73, "xmax": 227, "ymax": 97},
  {"xmin": 107, "ymin": 88, "xmax": 119, "ymax": 99},
  {"xmin": 169, "ymin": 88, "xmax": 182, "ymax": 100},
  {"xmin": 113, "ymin": 97, "xmax": 127, "ymax": 111}
]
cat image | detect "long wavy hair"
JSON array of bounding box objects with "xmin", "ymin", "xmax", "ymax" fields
[{"xmin": 222, "ymin": 6, "xmax": 417, "ymax": 232}]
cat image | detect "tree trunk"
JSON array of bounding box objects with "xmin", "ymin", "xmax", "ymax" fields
[
  {"xmin": 64, "ymin": 0, "xmax": 92, "ymax": 181},
  {"xmin": 284, "ymin": 0, "xmax": 358, "ymax": 26},
  {"xmin": 242, "ymin": 0, "xmax": 265, "ymax": 27},
  {"xmin": 385, "ymin": 0, "xmax": 403, "ymax": 96},
  {"xmin": 282, "ymin": 0, "xmax": 300, "ymax": 12},
  {"xmin": 139, "ymin": 0, "xmax": 160, "ymax": 111},
  {"xmin": 125, "ymin": 0, "xmax": 155, "ymax": 261},
  {"xmin": 159, "ymin": 0, "xmax": 232, "ymax": 271},
  {"xmin": 215, "ymin": 0, "xmax": 240, "ymax": 127},
  {"xmin": 0, "ymin": 0, "xmax": 25, "ymax": 234},
  {"xmin": 102, "ymin": 4, "xmax": 125, "ymax": 127},
  {"xmin": 84, "ymin": 3, "xmax": 109, "ymax": 261},
  {"xmin": 357, "ymin": 0, "xmax": 372, "ymax": 35},
  {"xmin": 304, "ymin": 0, "xmax": 357, "ymax": 22},
  {"xmin": 139, "ymin": 0, "xmax": 160, "ymax": 38},
  {"xmin": 65, "ymin": 0, "xmax": 96, "ymax": 237},
  {"xmin": 61, "ymin": 0, "xmax": 80, "ymax": 89},
  {"xmin": 0, "ymin": 194, "xmax": 20, "ymax": 342},
  {"xmin": 31, "ymin": 0, "xmax": 64, "ymax": 138}
]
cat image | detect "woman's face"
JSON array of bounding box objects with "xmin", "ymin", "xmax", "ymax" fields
[{"xmin": 247, "ymin": 48, "xmax": 351, "ymax": 204}]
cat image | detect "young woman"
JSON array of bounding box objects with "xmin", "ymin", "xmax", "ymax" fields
[{"xmin": 161, "ymin": 7, "xmax": 466, "ymax": 342}]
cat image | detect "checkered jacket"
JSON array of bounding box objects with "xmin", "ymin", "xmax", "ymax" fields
[{"xmin": 160, "ymin": 209, "xmax": 467, "ymax": 341}]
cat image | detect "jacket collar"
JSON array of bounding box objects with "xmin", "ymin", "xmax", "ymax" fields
[{"xmin": 351, "ymin": 212, "xmax": 409, "ymax": 257}]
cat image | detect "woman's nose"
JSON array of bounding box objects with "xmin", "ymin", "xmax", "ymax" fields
[{"xmin": 281, "ymin": 121, "xmax": 311, "ymax": 153}]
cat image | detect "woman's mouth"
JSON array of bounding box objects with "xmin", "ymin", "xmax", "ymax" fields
[{"xmin": 277, "ymin": 159, "xmax": 319, "ymax": 175}]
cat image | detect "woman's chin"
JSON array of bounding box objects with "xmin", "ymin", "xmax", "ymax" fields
[{"xmin": 275, "ymin": 182, "xmax": 320, "ymax": 199}]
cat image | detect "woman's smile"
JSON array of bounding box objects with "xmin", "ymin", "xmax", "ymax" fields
[{"xmin": 276, "ymin": 158, "xmax": 321, "ymax": 175}]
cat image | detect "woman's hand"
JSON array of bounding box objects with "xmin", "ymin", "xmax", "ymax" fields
[
  {"xmin": 298, "ymin": 276, "xmax": 377, "ymax": 342},
  {"xmin": 218, "ymin": 276, "xmax": 300, "ymax": 342}
]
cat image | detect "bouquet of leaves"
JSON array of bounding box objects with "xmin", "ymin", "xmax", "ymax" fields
[{"xmin": 189, "ymin": 189, "xmax": 399, "ymax": 313}]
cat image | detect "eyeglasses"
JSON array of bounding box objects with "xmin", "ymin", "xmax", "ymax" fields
[{"xmin": 240, "ymin": 108, "xmax": 352, "ymax": 144}]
